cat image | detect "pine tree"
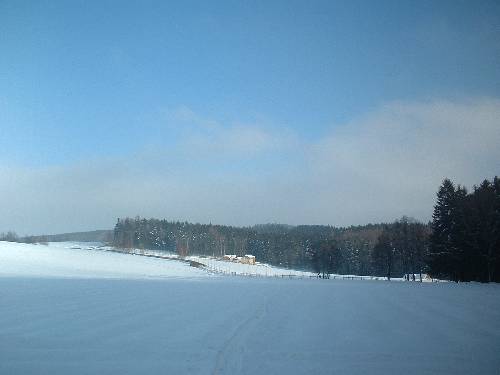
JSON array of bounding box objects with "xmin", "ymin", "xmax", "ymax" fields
[{"xmin": 429, "ymin": 179, "xmax": 457, "ymax": 279}]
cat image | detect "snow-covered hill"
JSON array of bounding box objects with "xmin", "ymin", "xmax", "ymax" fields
[{"xmin": 0, "ymin": 241, "xmax": 208, "ymax": 279}]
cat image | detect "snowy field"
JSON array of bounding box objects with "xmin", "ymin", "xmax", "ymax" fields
[{"xmin": 1, "ymin": 241, "xmax": 500, "ymax": 374}]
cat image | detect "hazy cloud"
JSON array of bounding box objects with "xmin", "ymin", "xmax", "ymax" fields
[
  {"xmin": 164, "ymin": 106, "xmax": 298, "ymax": 158},
  {"xmin": 1, "ymin": 98, "xmax": 499, "ymax": 234}
]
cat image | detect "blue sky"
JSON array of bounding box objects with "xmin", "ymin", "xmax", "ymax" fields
[{"xmin": 1, "ymin": 1, "xmax": 500, "ymax": 234}]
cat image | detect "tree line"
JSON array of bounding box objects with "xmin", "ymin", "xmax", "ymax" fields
[
  {"xmin": 114, "ymin": 217, "xmax": 429, "ymax": 278},
  {"xmin": 0, "ymin": 231, "xmax": 49, "ymax": 245},
  {"xmin": 113, "ymin": 217, "xmax": 381, "ymax": 273},
  {"xmin": 113, "ymin": 217, "xmax": 417, "ymax": 277}
]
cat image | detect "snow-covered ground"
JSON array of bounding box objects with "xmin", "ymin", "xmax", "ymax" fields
[{"xmin": 1, "ymin": 241, "xmax": 500, "ymax": 374}]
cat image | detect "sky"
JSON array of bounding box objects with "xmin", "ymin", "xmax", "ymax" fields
[{"xmin": 1, "ymin": 0, "xmax": 500, "ymax": 235}]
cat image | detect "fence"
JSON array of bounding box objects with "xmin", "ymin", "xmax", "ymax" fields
[{"xmin": 106, "ymin": 248, "xmax": 420, "ymax": 282}]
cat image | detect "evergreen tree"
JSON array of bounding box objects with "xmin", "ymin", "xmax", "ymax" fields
[
  {"xmin": 429, "ymin": 176, "xmax": 500, "ymax": 282},
  {"xmin": 429, "ymin": 179, "xmax": 457, "ymax": 280}
]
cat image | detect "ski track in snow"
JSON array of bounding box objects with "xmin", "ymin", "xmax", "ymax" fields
[{"xmin": 211, "ymin": 285, "xmax": 275, "ymax": 375}]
